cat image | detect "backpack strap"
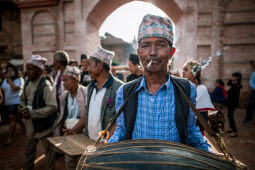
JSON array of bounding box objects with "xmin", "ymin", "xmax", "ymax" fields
[
  {"xmin": 123, "ymin": 77, "xmax": 143, "ymax": 140},
  {"xmin": 170, "ymin": 76, "xmax": 190, "ymax": 144},
  {"xmin": 23, "ymin": 79, "xmax": 30, "ymax": 106}
]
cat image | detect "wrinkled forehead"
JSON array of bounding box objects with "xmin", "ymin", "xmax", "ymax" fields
[{"xmin": 139, "ymin": 37, "xmax": 171, "ymax": 46}]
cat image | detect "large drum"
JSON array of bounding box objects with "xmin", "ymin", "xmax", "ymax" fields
[{"xmin": 77, "ymin": 139, "xmax": 239, "ymax": 170}]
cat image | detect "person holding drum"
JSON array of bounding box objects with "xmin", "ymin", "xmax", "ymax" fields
[
  {"xmin": 108, "ymin": 14, "xmax": 214, "ymax": 153},
  {"xmin": 59, "ymin": 66, "xmax": 87, "ymax": 170}
]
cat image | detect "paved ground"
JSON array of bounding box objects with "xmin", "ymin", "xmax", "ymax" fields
[{"xmin": 0, "ymin": 109, "xmax": 254, "ymax": 170}]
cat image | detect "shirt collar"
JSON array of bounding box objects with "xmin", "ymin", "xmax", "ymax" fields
[
  {"xmin": 135, "ymin": 74, "xmax": 171, "ymax": 93},
  {"xmin": 91, "ymin": 74, "xmax": 113, "ymax": 90}
]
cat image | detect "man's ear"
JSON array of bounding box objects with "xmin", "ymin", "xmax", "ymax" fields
[{"xmin": 170, "ymin": 47, "xmax": 176, "ymax": 58}]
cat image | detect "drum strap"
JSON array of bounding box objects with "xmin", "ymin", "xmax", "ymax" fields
[
  {"xmin": 171, "ymin": 78, "xmax": 246, "ymax": 169},
  {"xmin": 95, "ymin": 78, "xmax": 142, "ymax": 146}
]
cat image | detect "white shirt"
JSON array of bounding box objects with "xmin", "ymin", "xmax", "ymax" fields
[
  {"xmin": 67, "ymin": 93, "xmax": 80, "ymax": 119},
  {"xmin": 1, "ymin": 78, "xmax": 24, "ymax": 105},
  {"xmin": 196, "ymin": 84, "xmax": 215, "ymax": 111},
  {"xmin": 88, "ymin": 87, "xmax": 107, "ymax": 141}
]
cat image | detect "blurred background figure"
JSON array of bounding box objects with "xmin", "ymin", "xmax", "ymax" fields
[
  {"xmin": 1, "ymin": 64, "xmax": 25, "ymax": 146},
  {"xmin": 59, "ymin": 66, "xmax": 87, "ymax": 170},
  {"xmin": 69, "ymin": 60, "xmax": 78, "ymax": 67},
  {"xmin": 170, "ymin": 70, "xmax": 180, "ymax": 77},
  {"xmin": 182, "ymin": 61, "xmax": 215, "ymax": 135},
  {"xmin": 243, "ymin": 60, "xmax": 255, "ymax": 125},
  {"xmin": 80, "ymin": 54, "xmax": 92, "ymax": 87},
  {"xmin": 210, "ymin": 79, "xmax": 228, "ymax": 115},
  {"xmin": 111, "ymin": 62, "xmax": 124, "ymax": 81},
  {"xmin": 126, "ymin": 54, "xmax": 143, "ymax": 82},
  {"xmin": 53, "ymin": 50, "xmax": 69, "ymax": 112},
  {"xmin": 226, "ymin": 72, "xmax": 242, "ymax": 137},
  {"xmin": 43, "ymin": 65, "xmax": 54, "ymax": 85},
  {"xmin": 0, "ymin": 89, "xmax": 4, "ymax": 123}
]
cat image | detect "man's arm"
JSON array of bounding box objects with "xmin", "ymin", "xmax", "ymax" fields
[
  {"xmin": 108, "ymin": 85, "xmax": 126, "ymax": 143},
  {"xmin": 63, "ymin": 111, "xmax": 86, "ymax": 135},
  {"xmin": 187, "ymin": 82, "xmax": 214, "ymax": 153},
  {"xmin": 30, "ymin": 83, "xmax": 57, "ymax": 119},
  {"xmin": 249, "ymin": 72, "xmax": 255, "ymax": 91}
]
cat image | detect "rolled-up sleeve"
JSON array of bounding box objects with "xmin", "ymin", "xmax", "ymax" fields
[
  {"xmin": 187, "ymin": 82, "xmax": 214, "ymax": 153},
  {"xmin": 108, "ymin": 85, "xmax": 126, "ymax": 143}
]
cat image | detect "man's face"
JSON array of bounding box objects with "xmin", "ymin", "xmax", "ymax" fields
[
  {"xmin": 182, "ymin": 64, "xmax": 194, "ymax": 81},
  {"xmin": 232, "ymin": 76, "xmax": 238, "ymax": 81},
  {"xmin": 137, "ymin": 37, "xmax": 174, "ymax": 74},
  {"xmin": 6, "ymin": 67, "xmax": 15, "ymax": 78},
  {"xmin": 62, "ymin": 75, "xmax": 78, "ymax": 91},
  {"xmin": 128, "ymin": 61, "xmax": 138, "ymax": 74},
  {"xmin": 54, "ymin": 59, "xmax": 61, "ymax": 70},
  {"xmin": 80, "ymin": 58, "xmax": 88, "ymax": 71},
  {"xmin": 26, "ymin": 64, "xmax": 42, "ymax": 81},
  {"xmin": 87, "ymin": 57, "xmax": 101, "ymax": 80}
]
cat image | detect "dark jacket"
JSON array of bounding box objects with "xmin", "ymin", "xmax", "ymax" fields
[
  {"xmin": 226, "ymin": 80, "xmax": 242, "ymax": 107},
  {"xmin": 210, "ymin": 86, "xmax": 227, "ymax": 105},
  {"xmin": 123, "ymin": 76, "xmax": 191, "ymax": 144},
  {"xmin": 83, "ymin": 75, "xmax": 123, "ymax": 136}
]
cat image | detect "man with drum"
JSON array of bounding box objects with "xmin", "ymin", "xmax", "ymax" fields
[{"xmin": 108, "ymin": 14, "xmax": 213, "ymax": 153}]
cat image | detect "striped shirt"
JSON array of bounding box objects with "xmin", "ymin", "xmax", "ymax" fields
[{"xmin": 108, "ymin": 76, "xmax": 213, "ymax": 152}]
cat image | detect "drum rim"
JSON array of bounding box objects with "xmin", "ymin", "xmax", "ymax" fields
[
  {"xmin": 92, "ymin": 139, "xmax": 232, "ymax": 164},
  {"xmin": 83, "ymin": 150, "xmax": 225, "ymax": 170},
  {"xmin": 78, "ymin": 139, "xmax": 238, "ymax": 170},
  {"xmin": 81, "ymin": 161, "xmax": 215, "ymax": 170}
]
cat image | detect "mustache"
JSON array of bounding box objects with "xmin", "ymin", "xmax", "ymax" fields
[{"xmin": 146, "ymin": 57, "xmax": 162, "ymax": 63}]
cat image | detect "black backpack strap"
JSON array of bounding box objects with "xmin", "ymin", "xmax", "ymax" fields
[
  {"xmin": 23, "ymin": 79, "xmax": 30, "ymax": 106},
  {"xmin": 170, "ymin": 76, "xmax": 190, "ymax": 144},
  {"xmin": 170, "ymin": 76, "xmax": 190, "ymax": 98},
  {"xmin": 123, "ymin": 77, "xmax": 143, "ymax": 140},
  {"xmin": 32, "ymin": 77, "xmax": 47, "ymax": 109}
]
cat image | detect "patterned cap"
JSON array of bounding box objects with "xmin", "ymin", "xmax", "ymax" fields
[
  {"xmin": 27, "ymin": 55, "xmax": 47, "ymax": 70},
  {"xmin": 63, "ymin": 66, "xmax": 81, "ymax": 81},
  {"xmin": 138, "ymin": 14, "xmax": 174, "ymax": 44},
  {"xmin": 90, "ymin": 47, "xmax": 114, "ymax": 65}
]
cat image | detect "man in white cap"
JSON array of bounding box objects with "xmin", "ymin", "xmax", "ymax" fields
[
  {"xmin": 83, "ymin": 47, "xmax": 123, "ymax": 141},
  {"xmin": 58, "ymin": 66, "xmax": 87, "ymax": 170},
  {"xmin": 108, "ymin": 14, "xmax": 213, "ymax": 153},
  {"xmin": 19, "ymin": 55, "xmax": 57, "ymax": 170}
]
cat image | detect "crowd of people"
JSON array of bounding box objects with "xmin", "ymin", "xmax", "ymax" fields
[{"xmin": 0, "ymin": 13, "xmax": 254, "ymax": 170}]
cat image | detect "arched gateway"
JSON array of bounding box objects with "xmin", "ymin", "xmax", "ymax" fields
[{"xmin": 17, "ymin": 0, "xmax": 255, "ymax": 107}]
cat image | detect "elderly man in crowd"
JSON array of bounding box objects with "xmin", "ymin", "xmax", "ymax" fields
[
  {"xmin": 83, "ymin": 47, "xmax": 123, "ymax": 141},
  {"xmin": 19, "ymin": 55, "xmax": 57, "ymax": 170},
  {"xmin": 108, "ymin": 14, "xmax": 213, "ymax": 153},
  {"xmin": 53, "ymin": 50, "xmax": 69, "ymax": 111},
  {"xmin": 58, "ymin": 66, "xmax": 87, "ymax": 170}
]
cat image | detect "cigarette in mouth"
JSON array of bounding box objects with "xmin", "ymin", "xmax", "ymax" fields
[{"xmin": 147, "ymin": 61, "xmax": 152, "ymax": 68}]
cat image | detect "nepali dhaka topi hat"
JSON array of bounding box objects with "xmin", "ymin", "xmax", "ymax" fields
[
  {"xmin": 63, "ymin": 66, "xmax": 81, "ymax": 81},
  {"xmin": 138, "ymin": 14, "xmax": 174, "ymax": 44},
  {"xmin": 90, "ymin": 47, "xmax": 114, "ymax": 65},
  {"xmin": 27, "ymin": 55, "xmax": 47, "ymax": 70}
]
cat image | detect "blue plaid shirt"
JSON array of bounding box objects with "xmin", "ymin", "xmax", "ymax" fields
[{"xmin": 108, "ymin": 76, "xmax": 213, "ymax": 152}]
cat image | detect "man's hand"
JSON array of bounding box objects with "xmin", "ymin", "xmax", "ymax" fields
[
  {"xmin": 18, "ymin": 107, "xmax": 30, "ymax": 119},
  {"xmin": 62, "ymin": 128, "xmax": 77, "ymax": 136}
]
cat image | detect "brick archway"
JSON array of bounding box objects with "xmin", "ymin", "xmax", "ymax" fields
[
  {"xmin": 17, "ymin": 0, "xmax": 255, "ymax": 107},
  {"xmin": 85, "ymin": 0, "xmax": 183, "ymax": 56},
  {"xmin": 87, "ymin": 0, "xmax": 183, "ymax": 31}
]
